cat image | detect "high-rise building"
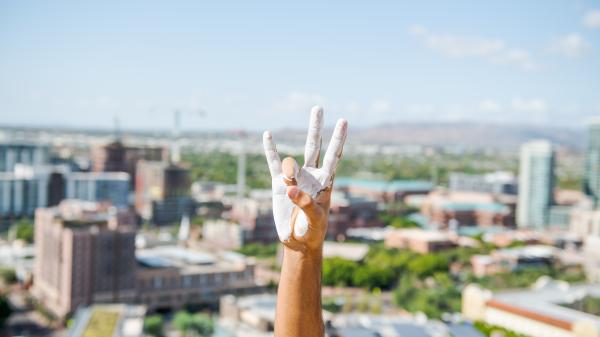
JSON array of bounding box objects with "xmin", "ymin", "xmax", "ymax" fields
[
  {"xmin": 517, "ymin": 140, "xmax": 555, "ymax": 229},
  {"xmin": 0, "ymin": 171, "xmax": 48, "ymax": 218},
  {"xmin": 32, "ymin": 200, "xmax": 137, "ymax": 318},
  {"xmin": 584, "ymin": 119, "xmax": 600, "ymax": 207},
  {"xmin": 135, "ymin": 161, "xmax": 193, "ymax": 224},
  {"xmin": 91, "ymin": 141, "xmax": 167, "ymax": 190},
  {"xmin": 0, "ymin": 141, "xmax": 50, "ymax": 172},
  {"xmin": 135, "ymin": 161, "xmax": 167, "ymax": 218},
  {"xmin": 0, "ymin": 164, "xmax": 66, "ymax": 219},
  {"xmin": 1, "ymin": 164, "xmax": 129, "ymax": 220},
  {"xmin": 65, "ymin": 172, "xmax": 130, "ymax": 208}
]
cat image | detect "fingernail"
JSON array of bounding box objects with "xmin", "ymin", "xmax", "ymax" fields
[{"xmin": 287, "ymin": 186, "xmax": 300, "ymax": 199}]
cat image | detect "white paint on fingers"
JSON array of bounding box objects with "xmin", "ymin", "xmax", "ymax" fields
[
  {"xmin": 263, "ymin": 131, "xmax": 282, "ymax": 178},
  {"xmin": 304, "ymin": 106, "xmax": 324, "ymax": 168},
  {"xmin": 272, "ymin": 176, "xmax": 294, "ymax": 242},
  {"xmin": 321, "ymin": 119, "xmax": 348, "ymax": 184},
  {"xmin": 298, "ymin": 167, "xmax": 325, "ymax": 197},
  {"xmin": 294, "ymin": 210, "xmax": 309, "ymax": 237}
]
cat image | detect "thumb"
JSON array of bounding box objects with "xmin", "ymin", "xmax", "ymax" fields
[{"xmin": 287, "ymin": 186, "xmax": 324, "ymax": 225}]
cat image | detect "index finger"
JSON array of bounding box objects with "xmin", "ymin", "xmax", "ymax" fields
[
  {"xmin": 321, "ymin": 119, "xmax": 348, "ymax": 183},
  {"xmin": 263, "ymin": 131, "xmax": 282, "ymax": 177}
]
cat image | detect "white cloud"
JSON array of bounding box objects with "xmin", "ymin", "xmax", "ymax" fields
[
  {"xmin": 404, "ymin": 103, "xmax": 435, "ymax": 115},
  {"xmin": 550, "ymin": 33, "xmax": 590, "ymax": 58},
  {"xmin": 479, "ymin": 99, "xmax": 502, "ymax": 112},
  {"xmin": 408, "ymin": 25, "xmax": 538, "ymax": 70},
  {"xmin": 369, "ymin": 99, "xmax": 392, "ymax": 115},
  {"xmin": 583, "ymin": 9, "xmax": 600, "ymax": 28},
  {"xmin": 271, "ymin": 93, "xmax": 396, "ymax": 128},
  {"xmin": 344, "ymin": 101, "xmax": 361, "ymax": 115},
  {"xmin": 511, "ymin": 98, "xmax": 548, "ymax": 113},
  {"xmin": 274, "ymin": 91, "xmax": 327, "ymax": 113}
]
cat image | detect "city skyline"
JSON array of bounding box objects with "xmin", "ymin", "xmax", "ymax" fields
[
  {"xmin": 2, "ymin": 1, "xmax": 600, "ymax": 131},
  {"xmin": 3, "ymin": 2, "xmax": 600, "ymax": 337}
]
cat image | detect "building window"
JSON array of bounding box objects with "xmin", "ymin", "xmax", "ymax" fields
[{"xmin": 153, "ymin": 276, "xmax": 163, "ymax": 289}]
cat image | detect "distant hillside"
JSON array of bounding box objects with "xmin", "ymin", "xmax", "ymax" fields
[
  {"xmin": 0, "ymin": 121, "xmax": 586, "ymax": 151},
  {"xmin": 350, "ymin": 122, "xmax": 585, "ymax": 151}
]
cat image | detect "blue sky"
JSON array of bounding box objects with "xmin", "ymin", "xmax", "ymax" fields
[{"xmin": 1, "ymin": 1, "xmax": 600, "ymax": 131}]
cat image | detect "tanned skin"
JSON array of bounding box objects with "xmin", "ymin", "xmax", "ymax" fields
[
  {"xmin": 274, "ymin": 184, "xmax": 332, "ymax": 337},
  {"xmin": 263, "ymin": 106, "xmax": 347, "ymax": 337}
]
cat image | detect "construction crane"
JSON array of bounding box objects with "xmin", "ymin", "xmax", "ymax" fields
[{"xmin": 170, "ymin": 108, "xmax": 206, "ymax": 163}]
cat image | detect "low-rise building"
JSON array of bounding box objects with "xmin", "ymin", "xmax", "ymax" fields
[
  {"xmin": 328, "ymin": 191, "xmax": 382, "ymax": 240},
  {"xmin": 570, "ymin": 209, "xmax": 600, "ymax": 237},
  {"xmin": 482, "ymin": 229, "xmax": 542, "ymax": 247},
  {"xmin": 346, "ymin": 226, "xmax": 391, "ymax": 242},
  {"xmin": 549, "ymin": 205, "xmax": 574, "ymax": 229},
  {"xmin": 136, "ymin": 246, "xmax": 259, "ymax": 311},
  {"xmin": 449, "ymin": 171, "xmax": 518, "ymax": 195},
  {"xmin": 583, "ymin": 236, "xmax": 600, "ymax": 282},
  {"xmin": 202, "ymin": 220, "xmax": 246, "ymax": 250},
  {"xmin": 335, "ymin": 177, "xmax": 434, "ymax": 204},
  {"xmin": 0, "ymin": 241, "xmax": 34, "ymax": 282},
  {"xmin": 384, "ymin": 228, "xmax": 456, "ymax": 253},
  {"xmin": 330, "ymin": 314, "xmax": 484, "ymax": 337},
  {"xmin": 470, "ymin": 245, "xmax": 557, "ymax": 277},
  {"xmin": 229, "ymin": 191, "xmax": 278, "ymax": 244},
  {"xmin": 322, "ymin": 242, "xmax": 369, "ymax": 262},
  {"xmin": 66, "ymin": 304, "xmax": 146, "ymax": 337},
  {"xmin": 421, "ymin": 191, "xmax": 515, "ymax": 228},
  {"xmin": 219, "ymin": 294, "xmax": 484, "ymax": 337},
  {"xmin": 463, "ymin": 277, "xmax": 600, "ymax": 337}
]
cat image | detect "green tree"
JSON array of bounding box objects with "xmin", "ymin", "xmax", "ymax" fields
[
  {"xmin": 393, "ymin": 273, "xmax": 461, "ymax": 319},
  {"xmin": 407, "ymin": 254, "xmax": 448, "ymax": 278},
  {"xmin": 352, "ymin": 264, "xmax": 396, "ymax": 290},
  {"xmin": 389, "ymin": 217, "xmax": 420, "ymax": 229},
  {"xmin": 0, "ymin": 268, "xmax": 17, "ymax": 284},
  {"xmin": 474, "ymin": 321, "xmax": 531, "ymax": 337},
  {"xmin": 322, "ymin": 258, "xmax": 358, "ymax": 287},
  {"xmin": 12, "ymin": 219, "xmax": 34, "ymax": 243},
  {"xmin": 173, "ymin": 311, "xmax": 213, "ymax": 337},
  {"xmin": 143, "ymin": 315, "xmax": 164, "ymax": 337},
  {"xmin": 237, "ymin": 243, "xmax": 278, "ymax": 258},
  {"xmin": 0, "ymin": 295, "xmax": 12, "ymax": 328}
]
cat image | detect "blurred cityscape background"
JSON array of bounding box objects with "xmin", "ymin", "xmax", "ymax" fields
[{"xmin": 1, "ymin": 1, "xmax": 600, "ymax": 337}]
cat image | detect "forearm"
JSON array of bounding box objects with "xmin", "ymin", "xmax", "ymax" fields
[{"xmin": 274, "ymin": 245, "xmax": 324, "ymax": 337}]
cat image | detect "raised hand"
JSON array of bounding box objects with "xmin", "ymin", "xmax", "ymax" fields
[{"xmin": 263, "ymin": 106, "xmax": 348, "ymax": 250}]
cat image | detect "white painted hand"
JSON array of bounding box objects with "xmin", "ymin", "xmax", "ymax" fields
[{"xmin": 263, "ymin": 106, "xmax": 348, "ymax": 246}]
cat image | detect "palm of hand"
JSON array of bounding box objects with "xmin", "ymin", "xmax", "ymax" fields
[{"xmin": 263, "ymin": 106, "xmax": 347, "ymax": 250}]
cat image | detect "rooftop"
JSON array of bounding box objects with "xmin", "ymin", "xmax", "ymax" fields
[
  {"xmin": 67, "ymin": 171, "xmax": 130, "ymax": 181},
  {"xmin": 489, "ymin": 277, "xmax": 600, "ymax": 331},
  {"xmin": 322, "ymin": 241, "xmax": 369, "ymax": 261},
  {"xmin": 336, "ymin": 177, "xmax": 434, "ymax": 193},
  {"xmin": 220, "ymin": 295, "xmax": 484, "ymax": 337},
  {"xmin": 440, "ymin": 201, "xmax": 510, "ymax": 213},
  {"xmin": 387, "ymin": 228, "xmax": 454, "ymax": 242},
  {"xmin": 331, "ymin": 313, "xmax": 484, "ymax": 337},
  {"xmin": 494, "ymin": 245, "xmax": 557, "ymax": 259},
  {"xmin": 136, "ymin": 245, "xmax": 252, "ymax": 273},
  {"xmin": 66, "ymin": 304, "xmax": 146, "ymax": 337}
]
